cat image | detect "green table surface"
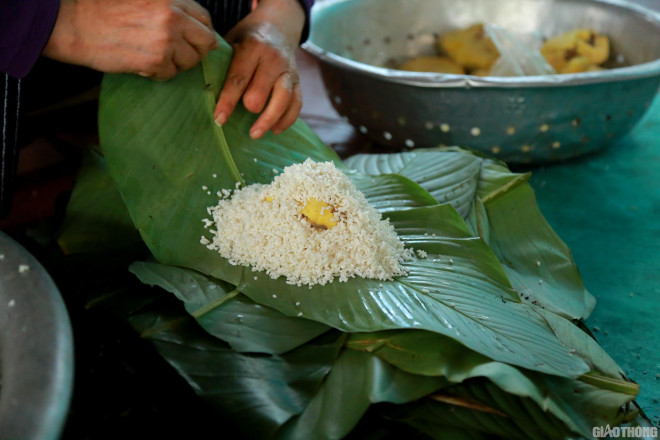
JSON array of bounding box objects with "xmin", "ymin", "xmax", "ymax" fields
[{"xmin": 528, "ymin": 93, "xmax": 660, "ymax": 425}]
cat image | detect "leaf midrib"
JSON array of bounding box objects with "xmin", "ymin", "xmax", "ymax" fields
[{"xmin": 201, "ymin": 57, "xmax": 244, "ymax": 187}]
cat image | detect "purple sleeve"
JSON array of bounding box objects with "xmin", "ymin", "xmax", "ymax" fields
[
  {"xmin": 0, "ymin": 0, "xmax": 61, "ymax": 78},
  {"xmin": 296, "ymin": 0, "xmax": 315, "ymax": 43}
]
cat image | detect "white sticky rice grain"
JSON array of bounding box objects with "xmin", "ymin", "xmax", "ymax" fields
[{"xmin": 204, "ymin": 159, "xmax": 414, "ymax": 287}]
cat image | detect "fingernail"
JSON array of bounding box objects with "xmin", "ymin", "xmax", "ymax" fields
[
  {"xmin": 250, "ymin": 127, "xmax": 263, "ymax": 139},
  {"xmin": 215, "ymin": 112, "xmax": 227, "ymax": 126}
]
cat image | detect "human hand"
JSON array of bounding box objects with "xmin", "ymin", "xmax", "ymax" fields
[
  {"xmin": 214, "ymin": 0, "xmax": 306, "ymax": 139},
  {"xmin": 43, "ymin": 0, "xmax": 218, "ymax": 81}
]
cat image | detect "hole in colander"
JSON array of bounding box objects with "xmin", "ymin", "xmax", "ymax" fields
[
  {"xmin": 440, "ymin": 123, "xmax": 451, "ymax": 133},
  {"xmin": 506, "ymin": 126, "xmax": 516, "ymax": 135},
  {"xmin": 552, "ymin": 142, "xmax": 561, "ymax": 149},
  {"xmin": 383, "ymin": 131, "xmax": 393, "ymax": 140},
  {"xmin": 540, "ymin": 124, "xmax": 549, "ymax": 132},
  {"xmin": 358, "ymin": 125, "xmax": 368, "ymax": 134},
  {"xmin": 405, "ymin": 139, "xmax": 415, "ymax": 148},
  {"xmin": 333, "ymin": 96, "xmax": 342, "ymax": 105},
  {"xmin": 521, "ymin": 145, "xmax": 533, "ymax": 153},
  {"xmin": 572, "ymin": 118, "xmax": 582, "ymax": 127},
  {"xmin": 471, "ymin": 127, "xmax": 481, "ymax": 137},
  {"xmin": 491, "ymin": 146, "xmax": 501, "ymax": 154}
]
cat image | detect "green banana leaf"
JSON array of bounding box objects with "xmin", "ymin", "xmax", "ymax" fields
[
  {"xmin": 57, "ymin": 242, "xmax": 442, "ymax": 439},
  {"xmin": 385, "ymin": 372, "xmax": 640, "ymax": 440},
  {"xmin": 277, "ymin": 349, "xmax": 446, "ymax": 440},
  {"xmin": 66, "ymin": 241, "xmax": 637, "ymax": 440},
  {"xmin": 384, "ymin": 380, "xmax": 576, "ymax": 440},
  {"xmin": 481, "ymin": 175, "xmax": 595, "ymax": 320},
  {"xmin": 126, "ymin": 257, "xmax": 638, "ymax": 438},
  {"xmin": 129, "ymin": 254, "xmax": 635, "ymax": 438},
  {"xmin": 128, "ymin": 300, "xmax": 344, "ymax": 439},
  {"xmin": 130, "ymin": 260, "xmax": 330, "ymax": 355},
  {"xmin": 57, "ymin": 150, "xmax": 142, "ymax": 254},
  {"xmin": 98, "ymin": 38, "xmax": 589, "ymax": 378},
  {"xmin": 348, "ymin": 330, "xmax": 638, "ymax": 438},
  {"xmin": 343, "ymin": 150, "xmax": 482, "ymax": 218},
  {"xmin": 344, "ymin": 151, "xmax": 595, "ymax": 321}
]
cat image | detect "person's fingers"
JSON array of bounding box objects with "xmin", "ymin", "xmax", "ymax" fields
[
  {"xmin": 241, "ymin": 61, "xmax": 286, "ymax": 115},
  {"xmin": 147, "ymin": 57, "xmax": 179, "ymax": 81},
  {"xmin": 174, "ymin": 0, "xmax": 214, "ymax": 30},
  {"xmin": 214, "ymin": 49, "xmax": 259, "ymax": 124},
  {"xmin": 150, "ymin": 4, "xmax": 217, "ymax": 78},
  {"xmin": 248, "ymin": 73, "xmax": 296, "ymax": 139},
  {"xmin": 133, "ymin": 26, "xmax": 212, "ymax": 78},
  {"xmin": 171, "ymin": 40, "xmax": 203, "ymax": 71},
  {"xmin": 178, "ymin": 12, "xmax": 218, "ymax": 57},
  {"xmin": 271, "ymin": 84, "xmax": 303, "ymax": 134}
]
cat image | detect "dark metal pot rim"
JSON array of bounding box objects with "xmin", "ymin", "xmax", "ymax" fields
[{"xmin": 0, "ymin": 231, "xmax": 74, "ymax": 440}]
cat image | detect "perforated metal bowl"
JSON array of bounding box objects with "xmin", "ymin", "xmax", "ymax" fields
[{"xmin": 304, "ymin": 0, "xmax": 660, "ymax": 164}]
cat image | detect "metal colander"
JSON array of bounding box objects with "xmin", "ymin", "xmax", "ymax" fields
[{"xmin": 303, "ymin": 0, "xmax": 660, "ymax": 164}]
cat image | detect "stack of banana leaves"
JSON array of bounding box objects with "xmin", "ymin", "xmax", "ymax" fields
[{"xmin": 57, "ymin": 37, "xmax": 650, "ymax": 439}]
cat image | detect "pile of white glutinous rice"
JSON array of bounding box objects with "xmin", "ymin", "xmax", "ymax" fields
[{"xmin": 202, "ymin": 159, "xmax": 414, "ymax": 286}]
